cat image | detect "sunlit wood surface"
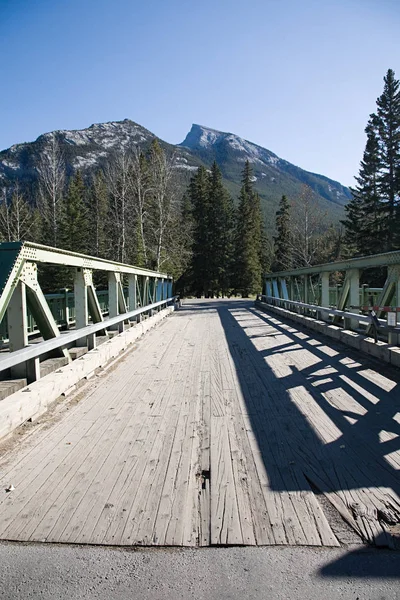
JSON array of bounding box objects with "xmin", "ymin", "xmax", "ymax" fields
[{"xmin": 0, "ymin": 299, "xmax": 399, "ymax": 547}]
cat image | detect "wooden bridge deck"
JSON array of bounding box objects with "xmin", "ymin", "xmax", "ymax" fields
[{"xmin": 0, "ymin": 299, "xmax": 399, "ymax": 547}]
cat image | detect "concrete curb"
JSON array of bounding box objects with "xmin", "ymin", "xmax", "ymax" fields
[
  {"xmin": 255, "ymin": 301, "xmax": 399, "ymax": 368},
  {"xmin": 0, "ymin": 307, "xmax": 174, "ymax": 442}
]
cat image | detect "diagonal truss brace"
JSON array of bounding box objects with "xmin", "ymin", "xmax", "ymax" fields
[{"xmin": 15, "ymin": 263, "xmax": 70, "ymax": 360}]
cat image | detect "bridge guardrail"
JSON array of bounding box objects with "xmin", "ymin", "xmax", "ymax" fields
[
  {"xmin": 0, "ymin": 241, "xmax": 174, "ymax": 384},
  {"xmin": 257, "ymin": 295, "xmax": 400, "ymax": 346},
  {"xmin": 0, "ymin": 296, "xmax": 177, "ymax": 380}
]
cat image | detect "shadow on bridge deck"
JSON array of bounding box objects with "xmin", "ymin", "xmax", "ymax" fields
[
  {"xmin": 0, "ymin": 298, "xmax": 399, "ymax": 550},
  {"xmin": 182, "ymin": 299, "xmax": 400, "ymax": 548}
]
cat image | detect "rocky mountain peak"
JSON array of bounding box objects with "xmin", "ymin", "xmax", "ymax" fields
[
  {"xmin": 0, "ymin": 119, "xmax": 351, "ymax": 223},
  {"xmin": 180, "ymin": 124, "xmax": 225, "ymax": 149}
]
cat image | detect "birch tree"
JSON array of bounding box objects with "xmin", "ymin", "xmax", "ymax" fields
[
  {"xmin": 0, "ymin": 183, "xmax": 38, "ymax": 242},
  {"xmin": 289, "ymin": 185, "xmax": 327, "ymax": 267},
  {"xmin": 37, "ymin": 132, "xmax": 66, "ymax": 246},
  {"xmin": 147, "ymin": 140, "xmax": 177, "ymax": 271},
  {"xmin": 106, "ymin": 148, "xmax": 134, "ymax": 263},
  {"xmin": 129, "ymin": 150, "xmax": 151, "ymax": 267}
]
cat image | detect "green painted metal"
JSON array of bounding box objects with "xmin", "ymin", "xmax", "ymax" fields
[
  {"xmin": 265, "ymin": 251, "xmax": 400, "ymax": 317},
  {"xmin": 0, "ymin": 241, "xmax": 173, "ymax": 349},
  {"xmin": 268, "ymin": 249, "xmax": 400, "ymax": 278},
  {"xmin": 0, "ymin": 242, "xmax": 25, "ymax": 324}
]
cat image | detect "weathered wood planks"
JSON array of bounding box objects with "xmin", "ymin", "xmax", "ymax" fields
[{"xmin": 0, "ymin": 299, "xmax": 399, "ymax": 547}]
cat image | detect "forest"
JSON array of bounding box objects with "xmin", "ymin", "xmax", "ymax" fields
[{"xmin": 0, "ymin": 68, "xmax": 399, "ymax": 295}]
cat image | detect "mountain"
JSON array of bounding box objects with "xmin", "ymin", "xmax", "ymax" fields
[
  {"xmin": 180, "ymin": 125, "xmax": 351, "ymax": 217},
  {"xmin": 0, "ymin": 119, "xmax": 350, "ymax": 230}
]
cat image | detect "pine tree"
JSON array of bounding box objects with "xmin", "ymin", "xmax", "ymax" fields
[
  {"xmin": 316, "ymin": 224, "xmax": 344, "ymax": 264},
  {"xmin": 61, "ymin": 171, "xmax": 89, "ymax": 253},
  {"xmin": 374, "ymin": 68, "xmax": 400, "ymax": 249},
  {"xmin": 272, "ymin": 195, "xmax": 292, "ymax": 271},
  {"xmin": 189, "ymin": 166, "xmax": 211, "ymax": 296},
  {"xmin": 207, "ymin": 162, "xmax": 234, "ymax": 296},
  {"xmin": 343, "ymin": 69, "xmax": 400, "ymax": 254},
  {"xmin": 260, "ymin": 228, "xmax": 272, "ymax": 277},
  {"xmin": 343, "ymin": 119, "xmax": 382, "ymax": 255},
  {"xmin": 234, "ymin": 161, "xmax": 263, "ymax": 296},
  {"xmin": 174, "ymin": 192, "xmax": 194, "ymax": 296}
]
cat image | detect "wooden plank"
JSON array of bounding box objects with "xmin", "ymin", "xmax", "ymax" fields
[
  {"xmin": 136, "ymin": 328, "xmax": 200, "ymax": 546},
  {"xmin": 0, "ymin": 298, "xmax": 399, "ymax": 549},
  {"xmin": 210, "ymin": 414, "xmax": 242, "ymax": 545},
  {"xmin": 94, "ymin": 324, "xmax": 194, "ymax": 545}
]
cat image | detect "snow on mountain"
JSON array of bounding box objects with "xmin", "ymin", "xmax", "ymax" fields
[
  {"xmin": 0, "ymin": 120, "xmax": 158, "ymax": 182},
  {"xmin": 180, "ymin": 124, "xmax": 351, "ymax": 207},
  {"xmin": 180, "ymin": 124, "xmax": 281, "ymax": 168},
  {"xmin": 43, "ymin": 120, "xmax": 153, "ymax": 157},
  {"xmin": 0, "ymin": 119, "xmax": 351, "ymax": 218}
]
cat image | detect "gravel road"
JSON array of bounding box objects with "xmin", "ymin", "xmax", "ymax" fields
[{"xmin": 1, "ymin": 542, "xmax": 399, "ymax": 599}]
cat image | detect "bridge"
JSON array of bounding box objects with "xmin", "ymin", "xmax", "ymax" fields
[{"xmin": 0, "ymin": 242, "xmax": 399, "ymax": 549}]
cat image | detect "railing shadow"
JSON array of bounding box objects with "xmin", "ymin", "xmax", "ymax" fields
[
  {"xmin": 245, "ymin": 305, "xmax": 400, "ymax": 495},
  {"xmin": 183, "ymin": 299, "xmax": 400, "ymax": 547}
]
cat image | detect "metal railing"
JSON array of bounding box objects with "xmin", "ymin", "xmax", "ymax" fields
[
  {"xmin": 263, "ymin": 250, "xmax": 400, "ymax": 345},
  {"xmin": 0, "ymin": 241, "xmax": 174, "ymax": 382},
  {"xmin": 0, "ymin": 297, "xmax": 177, "ymax": 380},
  {"xmin": 257, "ymin": 295, "xmax": 400, "ymax": 343}
]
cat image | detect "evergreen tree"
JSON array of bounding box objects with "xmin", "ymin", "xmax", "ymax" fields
[
  {"xmin": 174, "ymin": 192, "xmax": 194, "ymax": 297},
  {"xmin": 374, "ymin": 68, "xmax": 400, "ymax": 249},
  {"xmin": 260, "ymin": 228, "xmax": 272, "ymax": 278},
  {"xmin": 343, "ymin": 69, "xmax": 400, "ymax": 254},
  {"xmin": 343, "ymin": 119, "xmax": 382, "ymax": 255},
  {"xmin": 61, "ymin": 171, "xmax": 89, "ymax": 253},
  {"xmin": 207, "ymin": 162, "xmax": 234, "ymax": 295},
  {"xmin": 234, "ymin": 161, "xmax": 263, "ymax": 296},
  {"xmin": 316, "ymin": 224, "xmax": 344, "ymax": 264},
  {"xmin": 189, "ymin": 166, "xmax": 211, "ymax": 295},
  {"xmin": 272, "ymin": 195, "xmax": 292, "ymax": 271}
]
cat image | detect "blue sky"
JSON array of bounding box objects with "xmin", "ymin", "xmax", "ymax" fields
[{"xmin": 0, "ymin": 0, "xmax": 399, "ymax": 186}]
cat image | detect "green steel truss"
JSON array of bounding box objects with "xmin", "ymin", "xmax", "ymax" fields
[
  {"xmin": 0, "ymin": 241, "xmax": 173, "ymax": 379},
  {"xmin": 264, "ymin": 250, "xmax": 400, "ymax": 337}
]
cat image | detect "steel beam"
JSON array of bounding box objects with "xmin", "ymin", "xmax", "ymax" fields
[
  {"xmin": 266, "ymin": 249, "xmax": 400, "ymax": 278},
  {"xmin": 7, "ymin": 281, "xmax": 28, "ymax": 353},
  {"xmin": 375, "ymin": 265, "xmax": 400, "ymax": 316},
  {"xmin": 74, "ymin": 270, "xmax": 89, "ymax": 327},
  {"xmin": 20, "ymin": 263, "xmax": 70, "ymax": 361},
  {"xmin": 8, "ymin": 241, "xmax": 170, "ymax": 279},
  {"xmin": 128, "ymin": 274, "xmax": 137, "ymax": 311},
  {"xmin": 108, "ymin": 272, "xmax": 121, "ymax": 331},
  {"xmin": 74, "ymin": 268, "xmax": 92, "ymax": 346},
  {"xmin": 0, "ymin": 296, "xmax": 176, "ymax": 375},
  {"xmin": 87, "ymin": 284, "xmax": 103, "ymax": 324},
  {"xmin": 279, "ymin": 278, "xmax": 289, "ymax": 300},
  {"xmin": 8, "ymin": 281, "xmax": 28, "ymax": 378},
  {"xmin": 320, "ymin": 272, "xmax": 330, "ymax": 308}
]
